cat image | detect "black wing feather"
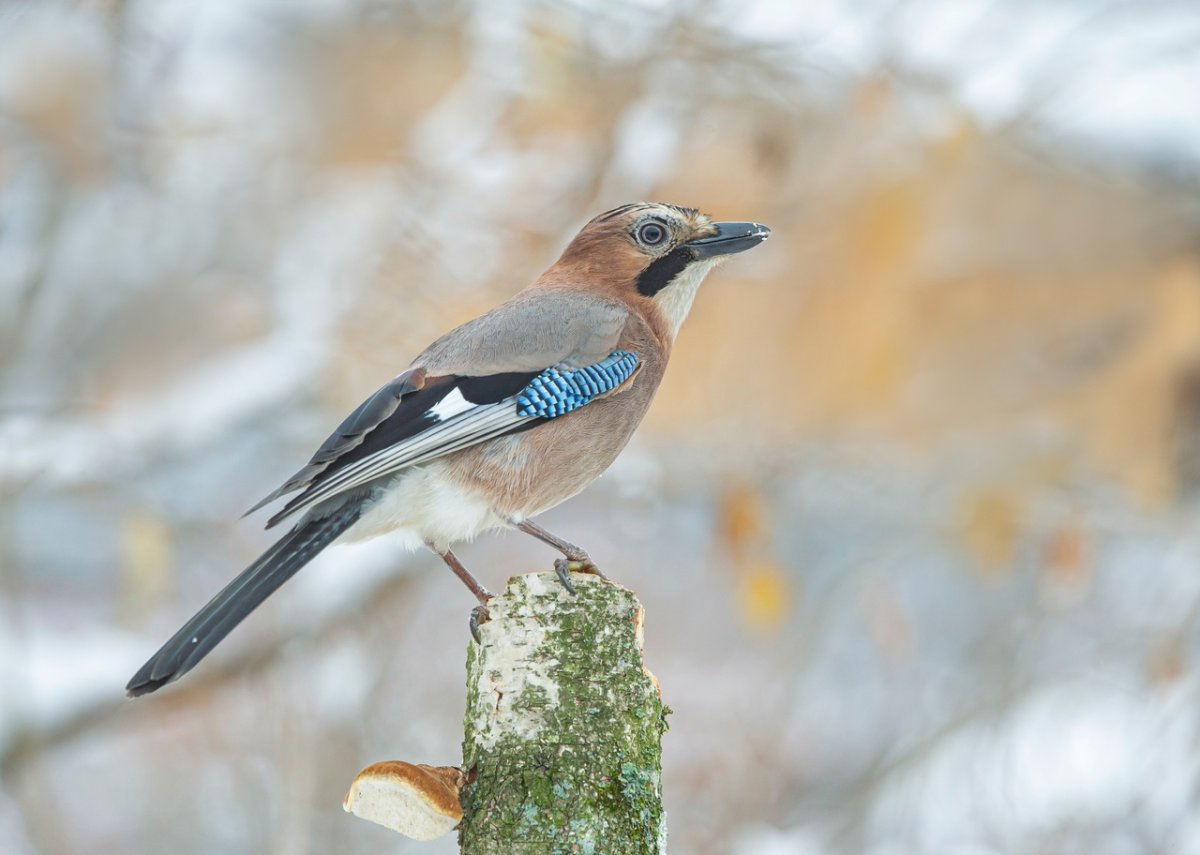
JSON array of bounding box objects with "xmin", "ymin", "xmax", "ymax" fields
[
  {"xmin": 244, "ymin": 368, "xmax": 428, "ymax": 516},
  {"xmin": 263, "ymin": 370, "xmax": 540, "ymax": 528},
  {"xmin": 312, "ymin": 370, "xmax": 537, "ymax": 479}
]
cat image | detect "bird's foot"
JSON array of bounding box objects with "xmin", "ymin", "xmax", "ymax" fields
[
  {"xmin": 469, "ymin": 602, "xmax": 491, "ymax": 644},
  {"xmin": 553, "ymin": 557, "xmax": 609, "ymax": 593}
]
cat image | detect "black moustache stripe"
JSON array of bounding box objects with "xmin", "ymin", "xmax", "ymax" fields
[{"xmin": 635, "ymin": 246, "xmax": 695, "ymax": 297}]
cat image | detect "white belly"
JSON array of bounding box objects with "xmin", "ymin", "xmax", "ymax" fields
[{"xmin": 343, "ymin": 462, "xmax": 504, "ymax": 552}]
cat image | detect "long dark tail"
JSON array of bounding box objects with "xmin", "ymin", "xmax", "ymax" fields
[{"xmin": 126, "ymin": 506, "xmax": 361, "ymax": 697}]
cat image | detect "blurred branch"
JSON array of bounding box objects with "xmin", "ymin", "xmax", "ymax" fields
[
  {"xmin": 827, "ymin": 673, "xmax": 1040, "ymax": 850},
  {"xmin": 0, "ymin": 173, "xmax": 66, "ymax": 378},
  {"xmin": 0, "ymin": 563, "xmax": 422, "ymax": 781}
]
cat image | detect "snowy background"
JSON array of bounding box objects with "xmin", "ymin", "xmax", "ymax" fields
[{"xmin": 2, "ymin": 0, "xmax": 1200, "ymax": 853}]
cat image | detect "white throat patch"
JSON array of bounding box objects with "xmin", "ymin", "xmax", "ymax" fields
[{"xmin": 653, "ymin": 257, "xmax": 721, "ymax": 337}]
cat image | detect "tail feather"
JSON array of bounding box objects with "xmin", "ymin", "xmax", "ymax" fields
[{"xmin": 126, "ymin": 506, "xmax": 360, "ymax": 697}]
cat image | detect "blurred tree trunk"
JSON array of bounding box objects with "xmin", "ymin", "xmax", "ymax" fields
[{"xmin": 459, "ymin": 572, "xmax": 668, "ymax": 854}]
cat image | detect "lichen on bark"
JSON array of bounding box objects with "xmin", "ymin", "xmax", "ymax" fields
[{"xmin": 459, "ymin": 572, "xmax": 668, "ymax": 854}]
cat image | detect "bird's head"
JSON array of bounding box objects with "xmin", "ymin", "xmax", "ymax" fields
[{"xmin": 551, "ymin": 202, "xmax": 770, "ymax": 337}]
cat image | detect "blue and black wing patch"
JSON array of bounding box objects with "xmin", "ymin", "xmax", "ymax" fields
[
  {"xmin": 517, "ymin": 351, "xmax": 639, "ymax": 418},
  {"xmin": 254, "ymin": 351, "xmax": 640, "ymax": 528}
]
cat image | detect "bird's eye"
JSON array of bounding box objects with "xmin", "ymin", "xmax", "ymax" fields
[{"xmin": 636, "ymin": 222, "xmax": 668, "ymax": 247}]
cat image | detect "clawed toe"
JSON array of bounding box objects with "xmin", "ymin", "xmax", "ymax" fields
[
  {"xmin": 553, "ymin": 559, "xmax": 577, "ymax": 594},
  {"xmin": 552, "ymin": 557, "xmax": 610, "ymax": 593},
  {"xmin": 469, "ymin": 603, "xmax": 491, "ymax": 643}
]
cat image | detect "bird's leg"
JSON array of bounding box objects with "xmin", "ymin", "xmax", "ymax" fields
[
  {"xmin": 514, "ymin": 519, "xmax": 594, "ymax": 565},
  {"xmin": 428, "ymin": 543, "xmax": 494, "ymax": 642},
  {"xmin": 513, "ymin": 519, "xmax": 609, "ymax": 590}
]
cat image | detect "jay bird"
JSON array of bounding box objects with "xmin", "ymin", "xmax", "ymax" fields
[{"xmin": 126, "ymin": 202, "xmax": 769, "ymax": 697}]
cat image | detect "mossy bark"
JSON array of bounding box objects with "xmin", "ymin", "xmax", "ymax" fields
[{"xmin": 459, "ymin": 572, "xmax": 668, "ymax": 854}]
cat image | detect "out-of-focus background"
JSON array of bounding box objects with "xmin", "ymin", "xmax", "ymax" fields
[{"xmin": 2, "ymin": 0, "xmax": 1200, "ymax": 853}]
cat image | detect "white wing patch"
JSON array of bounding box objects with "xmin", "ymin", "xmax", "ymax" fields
[
  {"xmin": 429, "ymin": 388, "xmax": 475, "ymax": 421},
  {"xmin": 267, "ymin": 349, "xmax": 641, "ymax": 527}
]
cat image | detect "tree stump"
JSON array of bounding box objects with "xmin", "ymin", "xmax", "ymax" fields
[
  {"xmin": 345, "ymin": 570, "xmax": 669, "ymax": 853},
  {"xmin": 459, "ymin": 572, "xmax": 668, "ymax": 854}
]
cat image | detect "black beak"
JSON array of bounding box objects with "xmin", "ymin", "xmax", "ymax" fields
[{"xmin": 687, "ymin": 221, "xmax": 771, "ymax": 258}]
